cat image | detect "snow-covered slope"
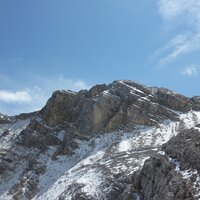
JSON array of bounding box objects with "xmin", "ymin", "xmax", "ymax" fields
[{"xmin": 1, "ymin": 111, "xmax": 200, "ymax": 200}]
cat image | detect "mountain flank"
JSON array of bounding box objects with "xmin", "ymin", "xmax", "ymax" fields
[{"xmin": 0, "ymin": 80, "xmax": 200, "ymax": 200}]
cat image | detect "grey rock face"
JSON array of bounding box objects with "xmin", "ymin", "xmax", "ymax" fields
[
  {"xmin": 192, "ymin": 96, "xmax": 200, "ymax": 111},
  {"xmin": 40, "ymin": 90, "xmax": 84, "ymax": 127},
  {"xmin": 129, "ymin": 128, "xmax": 200, "ymax": 200},
  {"xmin": 0, "ymin": 113, "xmax": 11, "ymax": 124},
  {"xmin": 132, "ymin": 155, "xmax": 195, "ymax": 200},
  {"xmin": 19, "ymin": 118, "xmax": 81, "ymax": 157},
  {"xmin": 162, "ymin": 128, "xmax": 200, "ymax": 173},
  {"xmin": 155, "ymin": 88, "xmax": 192, "ymax": 112},
  {"xmin": 86, "ymin": 84, "xmax": 108, "ymax": 98},
  {"xmin": 40, "ymin": 80, "xmax": 199, "ymax": 135},
  {"xmin": 20, "ymin": 119, "xmax": 61, "ymax": 151}
]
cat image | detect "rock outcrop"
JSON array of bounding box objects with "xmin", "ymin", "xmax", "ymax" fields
[
  {"xmin": 129, "ymin": 128, "xmax": 200, "ymax": 200},
  {"xmin": 132, "ymin": 155, "xmax": 196, "ymax": 200},
  {"xmin": 162, "ymin": 128, "xmax": 200, "ymax": 173},
  {"xmin": 0, "ymin": 113, "xmax": 11, "ymax": 123},
  {"xmin": 40, "ymin": 80, "xmax": 200, "ymax": 135}
]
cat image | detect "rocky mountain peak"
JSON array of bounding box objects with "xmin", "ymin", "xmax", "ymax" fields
[
  {"xmin": 1, "ymin": 80, "xmax": 200, "ymax": 199},
  {"xmin": 86, "ymin": 83, "xmax": 108, "ymax": 98},
  {"xmin": 39, "ymin": 80, "xmax": 200, "ymax": 135}
]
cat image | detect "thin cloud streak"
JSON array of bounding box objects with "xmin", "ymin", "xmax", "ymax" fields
[
  {"xmin": 0, "ymin": 76, "xmax": 91, "ymax": 115},
  {"xmin": 158, "ymin": 33, "xmax": 200, "ymax": 65},
  {"xmin": 158, "ymin": 0, "xmax": 200, "ymax": 26},
  {"xmin": 153, "ymin": 0, "xmax": 200, "ymax": 65}
]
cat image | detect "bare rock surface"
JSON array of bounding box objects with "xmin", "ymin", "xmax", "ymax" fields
[
  {"xmin": 130, "ymin": 128, "xmax": 200, "ymax": 200},
  {"xmin": 40, "ymin": 80, "xmax": 200, "ymax": 135},
  {"xmin": 162, "ymin": 128, "xmax": 200, "ymax": 173},
  {"xmin": 132, "ymin": 155, "xmax": 196, "ymax": 200}
]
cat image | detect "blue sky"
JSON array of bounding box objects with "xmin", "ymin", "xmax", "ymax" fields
[{"xmin": 0, "ymin": 0, "xmax": 200, "ymax": 115}]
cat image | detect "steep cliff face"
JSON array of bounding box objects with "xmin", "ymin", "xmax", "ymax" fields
[
  {"xmin": 0, "ymin": 80, "xmax": 200, "ymax": 200},
  {"xmin": 40, "ymin": 80, "xmax": 200, "ymax": 135}
]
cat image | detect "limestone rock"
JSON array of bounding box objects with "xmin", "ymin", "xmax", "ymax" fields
[
  {"xmin": 155, "ymin": 88, "xmax": 192, "ymax": 112},
  {"xmin": 162, "ymin": 128, "xmax": 200, "ymax": 173},
  {"xmin": 40, "ymin": 80, "xmax": 195, "ymax": 135},
  {"xmin": 40, "ymin": 90, "xmax": 83, "ymax": 127},
  {"xmin": 132, "ymin": 155, "xmax": 196, "ymax": 200},
  {"xmin": 192, "ymin": 96, "xmax": 200, "ymax": 111},
  {"xmin": 86, "ymin": 84, "xmax": 108, "ymax": 98},
  {"xmin": 20, "ymin": 119, "xmax": 61, "ymax": 151}
]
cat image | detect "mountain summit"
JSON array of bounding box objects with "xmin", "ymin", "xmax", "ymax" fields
[{"xmin": 1, "ymin": 80, "xmax": 200, "ymax": 200}]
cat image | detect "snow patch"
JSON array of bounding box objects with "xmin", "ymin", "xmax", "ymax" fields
[
  {"xmin": 0, "ymin": 119, "xmax": 30, "ymax": 149},
  {"xmin": 118, "ymin": 134, "xmax": 132, "ymax": 152},
  {"xmin": 119, "ymin": 80, "xmax": 145, "ymax": 95},
  {"xmin": 76, "ymin": 169, "xmax": 102, "ymax": 197}
]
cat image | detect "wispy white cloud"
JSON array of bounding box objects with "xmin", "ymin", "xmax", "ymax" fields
[
  {"xmin": 0, "ymin": 90, "xmax": 31, "ymax": 103},
  {"xmin": 182, "ymin": 65, "xmax": 198, "ymax": 77},
  {"xmin": 0, "ymin": 75, "xmax": 91, "ymax": 115},
  {"xmin": 158, "ymin": 0, "xmax": 200, "ymax": 26},
  {"xmin": 153, "ymin": 0, "xmax": 200, "ymax": 65},
  {"xmin": 158, "ymin": 33, "xmax": 200, "ymax": 65}
]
